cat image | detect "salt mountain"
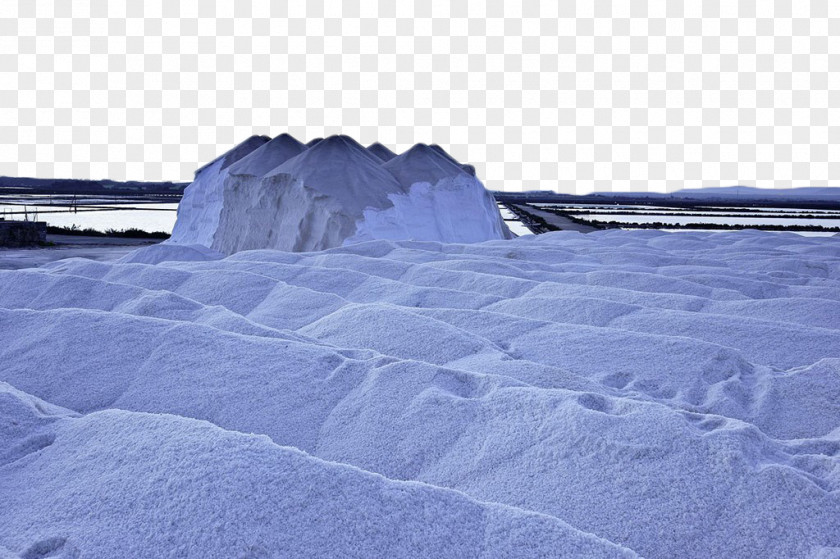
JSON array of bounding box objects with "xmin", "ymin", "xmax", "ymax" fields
[{"xmin": 169, "ymin": 134, "xmax": 512, "ymax": 254}]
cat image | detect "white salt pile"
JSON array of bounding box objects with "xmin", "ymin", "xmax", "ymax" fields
[
  {"xmin": 0, "ymin": 384, "xmax": 628, "ymax": 558},
  {"xmin": 367, "ymin": 141, "xmax": 397, "ymax": 162},
  {"xmin": 169, "ymin": 134, "xmax": 512, "ymax": 254},
  {"xmin": 1, "ymin": 229, "xmax": 839, "ymax": 557}
]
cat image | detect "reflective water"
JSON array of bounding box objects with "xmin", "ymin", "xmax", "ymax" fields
[
  {"xmin": 573, "ymin": 213, "xmax": 839, "ymax": 228},
  {"xmin": 497, "ymin": 203, "xmax": 533, "ymax": 236},
  {"xmin": 536, "ymin": 203, "xmax": 840, "ymax": 233},
  {"xmin": 0, "ymin": 195, "xmax": 178, "ymax": 233}
]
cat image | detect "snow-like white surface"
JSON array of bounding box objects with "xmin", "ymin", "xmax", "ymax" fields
[
  {"xmin": 1, "ymin": 229, "xmax": 839, "ymax": 557},
  {"xmin": 0, "ymin": 384, "xmax": 627, "ymax": 558},
  {"xmin": 169, "ymin": 135, "xmax": 270, "ymax": 247},
  {"xmin": 169, "ymin": 135, "xmax": 512, "ymax": 254},
  {"xmin": 367, "ymin": 141, "xmax": 397, "ymax": 162}
]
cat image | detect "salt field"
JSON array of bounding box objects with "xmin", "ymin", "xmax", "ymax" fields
[
  {"xmin": 1, "ymin": 136, "xmax": 838, "ymax": 557},
  {"xmin": 0, "ymin": 196, "xmax": 178, "ymax": 233},
  {"xmin": 1, "ymin": 229, "xmax": 839, "ymax": 557},
  {"xmin": 573, "ymin": 213, "xmax": 839, "ymax": 228},
  {"xmin": 533, "ymin": 203, "xmax": 840, "ymax": 234}
]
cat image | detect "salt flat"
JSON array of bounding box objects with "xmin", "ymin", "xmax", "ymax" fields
[{"xmin": 1, "ymin": 228, "xmax": 838, "ymax": 557}]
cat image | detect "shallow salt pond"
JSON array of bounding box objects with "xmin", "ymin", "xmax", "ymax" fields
[
  {"xmin": 584, "ymin": 213, "xmax": 839, "ymax": 228},
  {"xmin": 0, "ymin": 196, "xmax": 178, "ymax": 233}
]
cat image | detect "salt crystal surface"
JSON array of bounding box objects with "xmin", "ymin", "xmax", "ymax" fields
[
  {"xmin": 226, "ymin": 132, "xmax": 305, "ymax": 178},
  {"xmin": 367, "ymin": 141, "xmax": 398, "ymax": 162},
  {"xmin": 1, "ymin": 229, "xmax": 839, "ymax": 556},
  {"xmin": 0, "ymin": 384, "xmax": 631, "ymax": 558}
]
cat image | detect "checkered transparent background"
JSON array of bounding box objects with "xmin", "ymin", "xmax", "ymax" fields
[{"xmin": 1, "ymin": 1, "xmax": 838, "ymax": 194}]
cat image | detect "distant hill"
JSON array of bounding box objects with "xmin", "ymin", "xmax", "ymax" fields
[
  {"xmin": 0, "ymin": 176, "xmax": 190, "ymax": 195},
  {"xmin": 611, "ymin": 186, "xmax": 840, "ymax": 201}
]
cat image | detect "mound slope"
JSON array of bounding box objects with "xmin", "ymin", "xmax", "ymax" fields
[
  {"xmin": 0, "ymin": 386, "xmax": 631, "ymax": 558},
  {"xmin": 226, "ymin": 132, "xmax": 306, "ymax": 177}
]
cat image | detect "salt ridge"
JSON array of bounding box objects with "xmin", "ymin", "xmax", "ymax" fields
[
  {"xmin": 226, "ymin": 133, "xmax": 306, "ymax": 178},
  {"xmin": 1, "ymin": 384, "xmax": 630, "ymax": 558},
  {"xmin": 367, "ymin": 142, "xmax": 397, "ymax": 162},
  {"xmin": 1, "ymin": 229, "xmax": 839, "ymax": 556}
]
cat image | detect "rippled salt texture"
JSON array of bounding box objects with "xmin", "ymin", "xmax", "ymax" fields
[{"xmin": 1, "ymin": 228, "xmax": 838, "ymax": 557}]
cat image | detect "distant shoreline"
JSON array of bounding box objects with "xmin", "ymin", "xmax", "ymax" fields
[
  {"xmin": 0, "ymin": 176, "xmax": 188, "ymax": 197},
  {"xmin": 495, "ymin": 192, "xmax": 840, "ymax": 212},
  {"xmin": 506, "ymin": 202, "xmax": 840, "ymax": 235},
  {"xmin": 46, "ymin": 225, "xmax": 170, "ymax": 240}
]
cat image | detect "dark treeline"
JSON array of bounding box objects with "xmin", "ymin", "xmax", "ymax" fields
[
  {"xmin": 0, "ymin": 176, "xmax": 188, "ymax": 196},
  {"xmin": 47, "ymin": 225, "xmax": 170, "ymax": 239}
]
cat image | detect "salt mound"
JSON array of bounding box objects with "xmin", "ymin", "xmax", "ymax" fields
[
  {"xmin": 168, "ymin": 134, "xmax": 511, "ymax": 254},
  {"xmin": 170, "ymin": 135, "xmax": 270, "ymax": 247},
  {"xmin": 367, "ymin": 141, "xmax": 397, "ymax": 161},
  {"xmin": 204, "ymin": 136, "xmax": 406, "ymax": 254},
  {"xmin": 192, "ymin": 134, "xmax": 270, "ymax": 177},
  {"xmin": 430, "ymin": 143, "xmax": 476, "ymax": 176},
  {"xmin": 267, "ymin": 135, "xmax": 405, "ymax": 214},
  {"xmin": 348, "ymin": 144, "xmax": 512, "ymax": 244},
  {"xmin": 226, "ymin": 132, "xmax": 305, "ymax": 177},
  {"xmin": 382, "ymin": 143, "xmax": 469, "ymax": 187},
  {"xmin": 0, "ymin": 387, "xmax": 631, "ymax": 558}
]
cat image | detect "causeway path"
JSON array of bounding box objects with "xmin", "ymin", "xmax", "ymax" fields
[{"xmin": 511, "ymin": 204, "xmax": 599, "ymax": 233}]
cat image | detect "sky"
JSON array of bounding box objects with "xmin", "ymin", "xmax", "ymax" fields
[{"xmin": 0, "ymin": 0, "xmax": 838, "ymax": 193}]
